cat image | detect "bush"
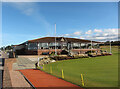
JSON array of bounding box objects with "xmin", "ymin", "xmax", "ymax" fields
[
  {"xmin": 85, "ymin": 50, "xmax": 95, "ymax": 54},
  {"xmin": 73, "ymin": 54, "xmax": 89, "ymax": 59},
  {"xmin": 50, "ymin": 55, "xmax": 68, "ymax": 60}
]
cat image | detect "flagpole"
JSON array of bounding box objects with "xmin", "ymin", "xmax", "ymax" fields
[
  {"xmin": 38, "ymin": 43, "xmax": 40, "ymax": 66},
  {"xmin": 55, "ymin": 23, "xmax": 57, "ymax": 55},
  {"xmin": 109, "ymin": 31, "xmax": 112, "ymax": 54}
]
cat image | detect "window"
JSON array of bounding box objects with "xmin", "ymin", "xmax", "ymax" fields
[{"xmin": 28, "ymin": 43, "xmax": 38, "ymax": 50}]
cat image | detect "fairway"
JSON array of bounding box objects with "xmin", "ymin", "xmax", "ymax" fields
[{"xmin": 41, "ymin": 46, "xmax": 118, "ymax": 87}]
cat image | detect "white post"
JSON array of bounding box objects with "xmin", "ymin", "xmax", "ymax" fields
[
  {"xmin": 55, "ymin": 23, "xmax": 57, "ymax": 55},
  {"xmin": 98, "ymin": 43, "xmax": 99, "ymax": 48},
  {"xmin": 38, "ymin": 43, "xmax": 40, "ymax": 66},
  {"xmin": 110, "ymin": 41, "xmax": 112, "ymax": 54},
  {"xmin": 91, "ymin": 40, "xmax": 92, "ymax": 53},
  {"xmin": 109, "ymin": 31, "xmax": 112, "ymax": 54},
  {"xmin": 86, "ymin": 43, "xmax": 87, "ymax": 49}
]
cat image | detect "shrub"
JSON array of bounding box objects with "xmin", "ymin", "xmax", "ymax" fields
[{"xmin": 85, "ymin": 50, "xmax": 95, "ymax": 54}]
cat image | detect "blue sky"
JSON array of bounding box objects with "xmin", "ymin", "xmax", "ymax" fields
[{"xmin": 2, "ymin": 2, "xmax": 118, "ymax": 47}]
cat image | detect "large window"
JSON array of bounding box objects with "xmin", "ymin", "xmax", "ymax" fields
[
  {"xmin": 42, "ymin": 43, "xmax": 48, "ymax": 49},
  {"xmin": 73, "ymin": 43, "xmax": 79, "ymax": 47},
  {"xmin": 49, "ymin": 43, "xmax": 60, "ymax": 46},
  {"xmin": 28, "ymin": 43, "xmax": 38, "ymax": 50},
  {"xmin": 38, "ymin": 43, "xmax": 49, "ymax": 49},
  {"xmin": 38, "ymin": 42, "xmax": 61, "ymax": 49},
  {"xmin": 62, "ymin": 42, "xmax": 67, "ymax": 46}
]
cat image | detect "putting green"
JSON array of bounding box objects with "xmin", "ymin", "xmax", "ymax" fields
[{"xmin": 41, "ymin": 46, "xmax": 118, "ymax": 87}]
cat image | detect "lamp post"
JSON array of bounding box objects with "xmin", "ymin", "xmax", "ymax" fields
[
  {"xmin": 109, "ymin": 31, "xmax": 112, "ymax": 54},
  {"xmin": 38, "ymin": 43, "xmax": 40, "ymax": 66},
  {"xmin": 55, "ymin": 23, "xmax": 57, "ymax": 55}
]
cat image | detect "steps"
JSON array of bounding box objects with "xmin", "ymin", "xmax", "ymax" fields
[{"xmin": 13, "ymin": 57, "xmax": 36, "ymax": 70}]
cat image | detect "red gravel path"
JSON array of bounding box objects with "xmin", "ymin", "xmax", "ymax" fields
[{"xmin": 19, "ymin": 69, "xmax": 82, "ymax": 88}]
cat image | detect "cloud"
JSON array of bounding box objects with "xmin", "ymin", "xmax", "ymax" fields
[
  {"xmin": 2, "ymin": 2, "xmax": 53, "ymax": 46},
  {"xmin": 9, "ymin": 2, "xmax": 37, "ymax": 16},
  {"xmin": 9, "ymin": 2, "xmax": 52, "ymax": 33},
  {"xmin": 22, "ymin": 8, "xmax": 34, "ymax": 15},
  {"xmin": 86, "ymin": 28, "xmax": 118, "ymax": 41},
  {"xmin": 95, "ymin": 37, "xmax": 106, "ymax": 40},
  {"xmin": 85, "ymin": 30, "xmax": 92, "ymax": 34},
  {"xmin": 62, "ymin": 34, "xmax": 71, "ymax": 37},
  {"xmin": 104, "ymin": 28, "xmax": 118, "ymax": 35},
  {"xmin": 60, "ymin": 31, "xmax": 82, "ymax": 37},
  {"xmin": 94, "ymin": 29, "xmax": 102, "ymax": 33},
  {"xmin": 73, "ymin": 31, "xmax": 81, "ymax": 35},
  {"xmin": 85, "ymin": 28, "xmax": 118, "ymax": 41},
  {"xmin": 80, "ymin": 36, "xmax": 85, "ymax": 39},
  {"xmin": 61, "ymin": 28, "xmax": 118, "ymax": 42}
]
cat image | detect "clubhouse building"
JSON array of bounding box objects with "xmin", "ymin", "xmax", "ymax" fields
[{"xmin": 13, "ymin": 37, "xmax": 102, "ymax": 55}]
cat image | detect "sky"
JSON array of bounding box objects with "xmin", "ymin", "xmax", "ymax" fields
[{"xmin": 1, "ymin": 2, "xmax": 118, "ymax": 47}]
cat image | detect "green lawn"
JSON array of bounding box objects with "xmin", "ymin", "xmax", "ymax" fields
[{"xmin": 39, "ymin": 46, "xmax": 118, "ymax": 87}]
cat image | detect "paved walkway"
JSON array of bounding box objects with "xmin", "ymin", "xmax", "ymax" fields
[
  {"xmin": 19, "ymin": 69, "xmax": 82, "ymax": 88},
  {"xmin": 3, "ymin": 58, "xmax": 31, "ymax": 88}
]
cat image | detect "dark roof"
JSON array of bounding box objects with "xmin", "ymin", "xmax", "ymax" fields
[
  {"xmin": 28, "ymin": 37, "xmax": 102, "ymax": 43},
  {"xmin": 12, "ymin": 42, "xmax": 26, "ymax": 47}
]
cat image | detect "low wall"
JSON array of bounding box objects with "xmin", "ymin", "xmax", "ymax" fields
[
  {"xmin": 71, "ymin": 49, "xmax": 100, "ymax": 54},
  {"xmin": 38, "ymin": 49, "xmax": 62, "ymax": 55},
  {"xmin": 38, "ymin": 49, "xmax": 100, "ymax": 55}
]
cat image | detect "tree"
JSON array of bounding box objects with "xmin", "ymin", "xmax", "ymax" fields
[{"xmin": 5, "ymin": 45, "xmax": 13, "ymax": 50}]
